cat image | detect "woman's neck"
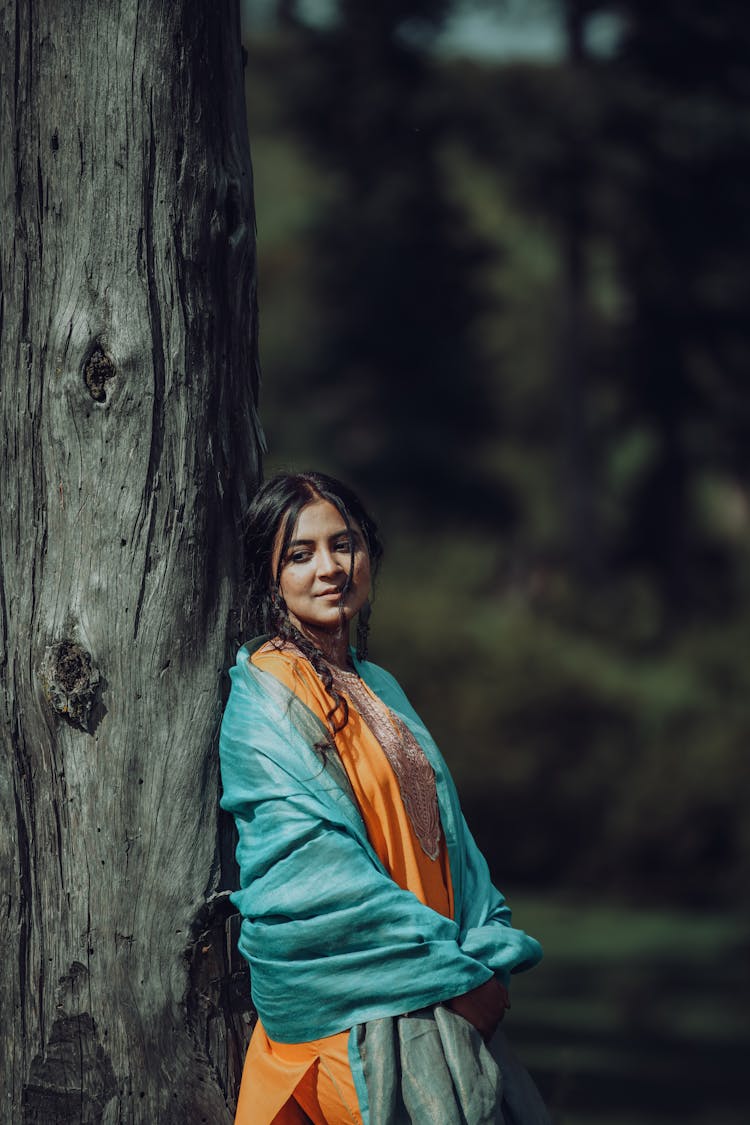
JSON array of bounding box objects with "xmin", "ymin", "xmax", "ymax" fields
[{"xmin": 291, "ymin": 622, "xmax": 352, "ymax": 670}]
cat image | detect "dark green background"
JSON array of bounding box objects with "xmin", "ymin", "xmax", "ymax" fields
[{"xmin": 242, "ymin": 3, "xmax": 750, "ymax": 1120}]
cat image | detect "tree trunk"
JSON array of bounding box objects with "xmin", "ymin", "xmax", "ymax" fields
[{"xmin": 0, "ymin": 1, "xmax": 262, "ymax": 1120}]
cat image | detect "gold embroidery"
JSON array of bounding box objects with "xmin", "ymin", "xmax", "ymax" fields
[{"xmin": 329, "ymin": 665, "xmax": 442, "ymax": 861}]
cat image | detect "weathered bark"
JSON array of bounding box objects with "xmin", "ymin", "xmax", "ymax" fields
[{"xmin": 0, "ymin": 1, "xmax": 262, "ymax": 1120}]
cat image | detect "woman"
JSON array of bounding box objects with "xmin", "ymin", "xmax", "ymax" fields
[{"xmin": 220, "ymin": 472, "xmax": 548, "ymax": 1125}]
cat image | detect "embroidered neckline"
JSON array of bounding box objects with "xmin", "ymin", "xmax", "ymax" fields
[{"xmin": 327, "ymin": 665, "xmax": 442, "ymax": 861}]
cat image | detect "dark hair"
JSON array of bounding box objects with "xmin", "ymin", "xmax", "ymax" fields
[{"xmin": 241, "ymin": 471, "xmax": 383, "ymax": 735}]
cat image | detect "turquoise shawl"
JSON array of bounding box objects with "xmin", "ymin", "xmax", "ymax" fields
[{"xmin": 219, "ymin": 639, "xmax": 542, "ymax": 1044}]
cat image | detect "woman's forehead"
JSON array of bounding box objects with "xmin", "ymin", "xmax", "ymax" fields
[{"xmin": 288, "ymin": 499, "xmax": 354, "ymax": 539}]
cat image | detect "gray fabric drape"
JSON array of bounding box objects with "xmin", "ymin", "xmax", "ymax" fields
[{"xmin": 356, "ymin": 1005, "xmax": 550, "ymax": 1125}]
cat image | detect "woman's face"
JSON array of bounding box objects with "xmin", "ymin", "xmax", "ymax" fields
[{"xmin": 273, "ymin": 498, "xmax": 371, "ymax": 636}]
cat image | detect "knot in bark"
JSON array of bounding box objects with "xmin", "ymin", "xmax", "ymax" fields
[
  {"xmin": 40, "ymin": 640, "xmax": 101, "ymax": 732},
  {"xmin": 83, "ymin": 345, "xmax": 116, "ymax": 402}
]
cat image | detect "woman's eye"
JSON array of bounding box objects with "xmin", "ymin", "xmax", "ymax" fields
[
  {"xmin": 334, "ymin": 539, "xmax": 354, "ymax": 553},
  {"xmin": 288, "ymin": 550, "xmax": 311, "ymax": 564}
]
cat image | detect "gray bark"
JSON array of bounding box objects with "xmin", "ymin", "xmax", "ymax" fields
[{"xmin": 0, "ymin": 1, "xmax": 262, "ymax": 1120}]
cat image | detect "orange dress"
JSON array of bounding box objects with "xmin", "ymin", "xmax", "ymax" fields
[{"xmin": 234, "ymin": 644, "xmax": 455, "ymax": 1125}]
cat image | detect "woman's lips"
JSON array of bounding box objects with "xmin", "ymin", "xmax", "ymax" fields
[{"xmin": 316, "ymin": 589, "xmax": 344, "ymax": 599}]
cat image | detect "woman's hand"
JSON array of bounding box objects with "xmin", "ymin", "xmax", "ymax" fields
[{"xmin": 445, "ymin": 977, "xmax": 510, "ymax": 1043}]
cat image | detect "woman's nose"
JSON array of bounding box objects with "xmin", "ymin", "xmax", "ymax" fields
[{"xmin": 316, "ymin": 548, "xmax": 345, "ymax": 578}]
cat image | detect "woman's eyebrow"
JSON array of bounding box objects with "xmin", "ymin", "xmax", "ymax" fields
[{"xmin": 286, "ymin": 529, "xmax": 359, "ymax": 548}]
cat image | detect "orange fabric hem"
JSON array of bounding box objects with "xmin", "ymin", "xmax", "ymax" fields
[{"xmin": 235, "ymin": 1020, "xmax": 361, "ymax": 1125}]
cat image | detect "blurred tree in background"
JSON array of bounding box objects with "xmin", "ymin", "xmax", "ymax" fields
[
  {"xmin": 242, "ymin": 0, "xmax": 750, "ymax": 910},
  {"xmin": 256, "ymin": 0, "xmax": 512, "ymax": 518}
]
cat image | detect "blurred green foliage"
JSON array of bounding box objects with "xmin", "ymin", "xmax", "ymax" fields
[
  {"xmin": 508, "ymin": 892, "xmax": 750, "ymax": 1123},
  {"xmin": 243, "ymin": 1, "xmax": 750, "ymax": 908}
]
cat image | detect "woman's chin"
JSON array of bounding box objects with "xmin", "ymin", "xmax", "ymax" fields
[{"xmin": 292, "ymin": 613, "xmax": 350, "ymax": 637}]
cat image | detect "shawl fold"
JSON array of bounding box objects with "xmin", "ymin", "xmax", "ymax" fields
[
  {"xmin": 219, "ymin": 640, "xmax": 542, "ymax": 1044},
  {"xmin": 352, "ymin": 1006, "xmax": 551, "ymax": 1125}
]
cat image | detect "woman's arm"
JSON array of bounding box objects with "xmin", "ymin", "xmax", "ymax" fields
[
  {"xmin": 219, "ymin": 670, "xmax": 495, "ymax": 1042},
  {"xmin": 224, "ymin": 783, "xmax": 497, "ymax": 1042},
  {"xmin": 356, "ymin": 659, "xmax": 543, "ymax": 985},
  {"xmin": 221, "ymin": 649, "xmax": 541, "ymax": 1041}
]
